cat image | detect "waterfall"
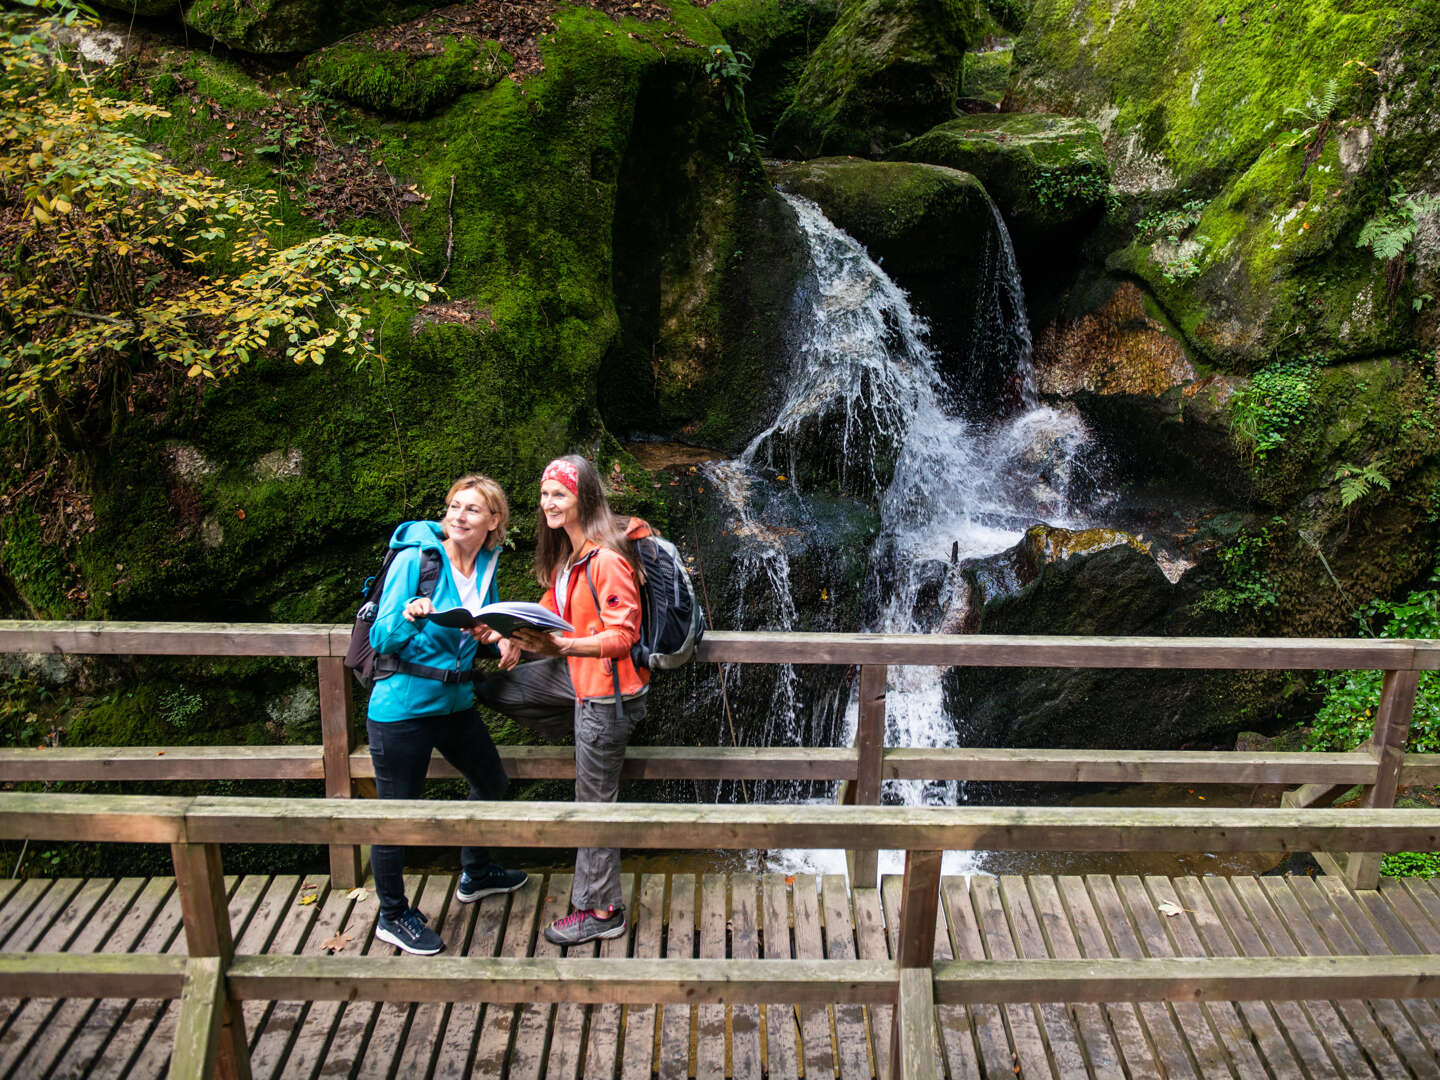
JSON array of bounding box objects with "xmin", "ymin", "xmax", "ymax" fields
[{"xmin": 705, "ymin": 192, "xmax": 1104, "ymax": 873}]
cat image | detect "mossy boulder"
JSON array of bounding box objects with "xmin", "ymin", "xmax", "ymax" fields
[
  {"xmin": 303, "ymin": 36, "xmax": 513, "ymax": 118},
  {"xmin": 707, "ymin": 0, "xmax": 841, "ymax": 137},
  {"xmin": 772, "ymin": 0, "xmax": 982, "ymax": 157},
  {"xmin": 959, "ymin": 43, "xmax": 1012, "ymax": 109},
  {"xmin": 90, "ymin": 0, "xmax": 175, "ymax": 15},
  {"xmin": 185, "ymin": 0, "xmax": 444, "ymax": 54},
  {"xmin": 1010, "ymin": 0, "xmax": 1440, "ymax": 364},
  {"xmin": 768, "ymin": 157, "xmax": 993, "ymax": 275},
  {"xmin": 888, "ymin": 113, "xmax": 1109, "ymax": 255}
]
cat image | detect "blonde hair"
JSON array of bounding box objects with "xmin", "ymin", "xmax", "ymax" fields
[{"xmin": 443, "ymin": 474, "xmax": 509, "ymax": 550}]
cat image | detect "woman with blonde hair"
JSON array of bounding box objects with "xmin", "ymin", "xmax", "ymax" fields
[
  {"xmin": 366, "ymin": 473, "xmax": 527, "ymax": 955},
  {"xmin": 479, "ymin": 455, "xmax": 653, "ymax": 946}
]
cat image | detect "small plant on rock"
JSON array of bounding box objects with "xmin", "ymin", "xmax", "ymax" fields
[
  {"xmin": 1229, "ymin": 356, "xmax": 1320, "ymax": 460},
  {"xmin": 1334, "ymin": 459, "xmax": 1391, "ymax": 509},
  {"xmin": 1356, "ymin": 183, "xmax": 1440, "ymax": 310}
]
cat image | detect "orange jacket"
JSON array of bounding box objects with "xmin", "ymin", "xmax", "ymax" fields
[{"xmin": 540, "ymin": 518, "xmax": 652, "ymax": 702}]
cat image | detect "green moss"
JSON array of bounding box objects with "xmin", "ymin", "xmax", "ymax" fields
[
  {"xmin": 707, "ymin": 0, "xmax": 840, "ymax": 135},
  {"xmin": 773, "ymin": 0, "xmax": 982, "ymax": 157},
  {"xmin": 303, "ymin": 37, "xmax": 513, "ymax": 118},
  {"xmin": 0, "ymin": 507, "xmax": 74, "ymax": 619},
  {"xmin": 960, "ymin": 45, "xmax": 1012, "ymax": 107},
  {"xmin": 185, "ymin": 0, "xmax": 447, "ymax": 55}
]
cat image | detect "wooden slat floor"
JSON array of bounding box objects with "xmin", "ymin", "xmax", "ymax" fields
[{"xmin": 4, "ymin": 870, "xmax": 1440, "ymax": 1077}]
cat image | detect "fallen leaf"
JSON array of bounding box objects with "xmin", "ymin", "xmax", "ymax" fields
[
  {"xmin": 321, "ymin": 931, "xmax": 352, "ymax": 953},
  {"xmin": 347, "ymin": 887, "xmax": 369, "ymax": 902},
  {"xmin": 784, "ymin": 875, "xmax": 796, "ymax": 886},
  {"xmin": 156, "ymin": 750, "xmax": 166, "ymax": 756},
  {"xmin": 1157, "ymin": 900, "xmax": 1183, "ymax": 917},
  {"xmin": 297, "ymin": 893, "xmax": 318, "ymax": 906}
]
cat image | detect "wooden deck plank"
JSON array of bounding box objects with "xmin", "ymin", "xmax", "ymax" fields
[
  {"xmin": 1114, "ymin": 875, "xmax": 1232, "ymax": 1080},
  {"xmin": 763, "ymin": 873, "xmax": 800, "ymax": 1080},
  {"xmin": 940, "ymin": 876, "xmax": 1011, "ymax": 1079},
  {"xmin": 236, "ymin": 874, "xmax": 308, "ymax": 1066},
  {"xmin": 13, "ymin": 875, "xmax": 169, "ymax": 1079},
  {"xmin": 1256, "ymin": 876, "xmax": 1406, "ymax": 1078},
  {"xmin": 792, "ymin": 874, "xmax": 838, "ymax": 1077},
  {"xmin": 822, "ymin": 872, "xmax": 874, "ymax": 1080},
  {"xmin": 1024, "ymin": 875, "xmax": 1125, "ymax": 1080},
  {"xmin": 658, "ymin": 873, "xmax": 696, "ymax": 1080},
  {"xmin": 1086, "ymin": 873, "xmax": 1199, "ymax": 1080},
  {"xmin": 387, "ymin": 875, "xmax": 476, "ymax": 1079},
  {"xmin": 1399, "ymin": 879, "xmax": 1440, "ymax": 944},
  {"xmin": 0, "ymin": 877, "xmax": 83, "ymax": 950},
  {"xmin": 853, "ymin": 881, "xmax": 892, "ymax": 1080},
  {"xmin": 279, "ymin": 872, "xmax": 389, "ymax": 1080},
  {"xmin": 433, "ymin": 871, "xmax": 519, "ymax": 1080},
  {"xmin": 548, "ymin": 871, "xmax": 607, "ymax": 1080},
  {"xmin": 46, "ymin": 876, "xmax": 188, "ymax": 1079},
  {"xmin": 0, "ymin": 876, "xmax": 142, "ymax": 1074},
  {"xmin": 970, "ymin": 875, "xmax": 1057, "ymax": 1079},
  {"xmin": 696, "ymin": 873, "xmax": 727, "ymax": 1080},
  {"xmin": 618, "ymin": 874, "xmax": 666, "ymax": 1080},
  {"xmin": 1290, "ymin": 875, "xmax": 1440, "ymax": 1078},
  {"xmin": 728, "ymin": 872, "xmax": 764, "ymax": 1080},
  {"xmin": 1228, "ymin": 875, "xmax": 1377, "ymax": 1079},
  {"xmin": 998, "ymin": 875, "xmax": 1089, "ymax": 1079},
  {"xmin": 471, "ymin": 871, "xmax": 544, "ymax": 1075},
  {"xmin": 249, "ymin": 879, "xmax": 355, "ymax": 1080},
  {"xmin": 1190, "ymin": 876, "xmax": 1335, "ymax": 1080},
  {"xmin": 1057, "ymin": 875, "xmax": 1162, "ymax": 1080},
  {"xmin": 109, "ymin": 873, "xmax": 256, "ymax": 1080},
  {"xmin": 357, "ymin": 874, "xmax": 455, "ymax": 1079},
  {"xmin": 512, "ymin": 874, "xmax": 573, "ymax": 1080},
  {"xmin": 1168, "ymin": 875, "xmax": 1300, "ymax": 1078},
  {"xmin": 580, "ymin": 873, "xmax": 637, "ymax": 1080}
]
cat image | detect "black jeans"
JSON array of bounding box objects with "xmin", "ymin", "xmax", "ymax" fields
[{"xmin": 367, "ymin": 709, "xmax": 508, "ymax": 919}]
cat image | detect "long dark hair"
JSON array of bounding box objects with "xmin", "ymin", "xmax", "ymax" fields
[{"xmin": 534, "ymin": 454, "xmax": 637, "ymax": 587}]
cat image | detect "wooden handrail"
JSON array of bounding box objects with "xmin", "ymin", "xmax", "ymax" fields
[{"xmin": 2, "ymin": 620, "xmax": 1437, "ymax": 669}]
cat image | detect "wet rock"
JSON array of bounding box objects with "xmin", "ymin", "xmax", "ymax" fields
[
  {"xmin": 707, "ymin": 0, "xmax": 841, "ymax": 137},
  {"xmin": 1035, "ymin": 280, "xmax": 1194, "ymax": 398},
  {"xmin": 888, "ymin": 113, "xmax": 1110, "ymax": 256}
]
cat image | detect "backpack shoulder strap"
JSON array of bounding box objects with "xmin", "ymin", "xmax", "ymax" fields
[{"xmin": 584, "ymin": 560, "xmax": 625, "ymax": 722}]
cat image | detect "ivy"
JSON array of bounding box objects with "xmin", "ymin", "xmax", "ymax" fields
[
  {"xmin": 0, "ymin": 0, "xmax": 437, "ymax": 447},
  {"xmin": 1381, "ymin": 851, "xmax": 1440, "ymax": 878},
  {"xmin": 1193, "ymin": 522, "xmax": 1281, "ymax": 616}
]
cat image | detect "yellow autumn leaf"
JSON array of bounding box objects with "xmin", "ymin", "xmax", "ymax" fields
[{"xmin": 297, "ymin": 893, "xmax": 318, "ymax": 906}]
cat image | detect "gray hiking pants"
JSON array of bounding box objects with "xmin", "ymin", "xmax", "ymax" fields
[{"xmin": 476, "ymin": 658, "xmax": 643, "ymax": 913}]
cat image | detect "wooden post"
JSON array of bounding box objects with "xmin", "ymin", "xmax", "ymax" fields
[
  {"xmin": 169, "ymin": 957, "xmax": 227, "ymax": 1080},
  {"xmin": 890, "ymin": 849, "xmax": 941, "ymax": 1076},
  {"xmin": 848, "ymin": 664, "xmax": 886, "ymax": 888},
  {"xmin": 892, "ymin": 966, "xmax": 940, "ymax": 1080},
  {"xmin": 318, "ymin": 657, "xmax": 362, "ymax": 889},
  {"xmin": 171, "ymin": 843, "xmax": 251, "ymax": 1080},
  {"xmin": 1344, "ymin": 668, "xmax": 1421, "ymax": 890}
]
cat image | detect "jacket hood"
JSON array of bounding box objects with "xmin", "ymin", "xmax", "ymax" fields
[
  {"xmin": 625, "ymin": 517, "xmax": 653, "ymax": 541},
  {"xmin": 388, "ymin": 520, "xmax": 446, "ymax": 551}
]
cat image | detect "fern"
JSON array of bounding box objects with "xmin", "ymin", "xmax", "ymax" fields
[
  {"xmin": 1335, "ymin": 460, "xmax": 1392, "ymax": 508},
  {"xmin": 1282, "ymin": 77, "xmax": 1338, "ymax": 147},
  {"xmin": 1358, "ymin": 186, "xmax": 1440, "ymax": 261}
]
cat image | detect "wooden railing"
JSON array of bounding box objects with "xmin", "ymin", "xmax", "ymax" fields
[
  {"xmin": 0, "ymin": 621, "xmax": 1436, "ymax": 890},
  {"xmin": 5, "ymin": 792, "xmax": 1440, "ymax": 1080}
]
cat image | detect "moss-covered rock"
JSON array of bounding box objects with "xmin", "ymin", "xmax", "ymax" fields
[
  {"xmin": 185, "ymin": 0, "xmax": 446, "ymax": 54},
  {"xmin": 768, "ymin": 157, "xmax": 993, "ymax": 275},
  {"xmin": 959, "ymin": 43, "xmax": 1012, "ymax": 109},
  {"xmin": 772, "ymin": 0, "xmax": 982, "ymax": 157},
  {"xmin": 888, "ymin": 112, "xmax": 1109, "ymax": 254},
  {"xmin": 302, "ymin": 36, "xmax": 513, "ymax": 118},
  {"xmin": 707, "ymin": 0, "xmax": 841, "ymax": 137},
  {"xmin": 1010, "ymin": 0, "xmax": 1440, "ymax": 364},
  {"xmin": 90, "ymin": 0, "xmax": 176, "ymax": 15}
]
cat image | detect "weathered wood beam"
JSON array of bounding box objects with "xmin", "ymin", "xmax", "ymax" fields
[
  {"xmin": 0, "ymin": 746, "xmax": 324, "ymax": 782},
  {"xmin": 893, "ymin": 966, "xmax": 940, "ymax": 1080},
  {"xmin": 376, "ymin": 745, "xmax": 861, "ymax": 782},
  {"xmin": 930, "ymin": 955, "xmax": 1440, "ymax": 1003},
  {"xmin": 167, "ymin": 957, "xmax": 229, "ymax": 1080},
  {"xmin": 224, "ymin": 956, "xmax": 898, "ymax": 1004},
  {"xmin": 0, "ymin": 621, "xmax": 333, "ymax": 656},
  {"xmin": 1346, "ymin": 667, "xmax": 1421, "ymax": 889},
  {"xmin": 0, "ymin": 793, "xmax": 189, "ymax": 843},
  {"xmin": 883, "ymin": 748, "xmax": 1377, "ymax": 785},
  {"xmin": 318, "ymin": 656, "xmax": 361, "ymax": 889},
  {"xmin": 0, "ymin": 952, "xmax": 186, "ymax": 997}
]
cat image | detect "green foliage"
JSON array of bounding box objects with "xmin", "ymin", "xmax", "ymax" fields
[
  {"xmin": 1382, "ymin": 851, "xmax": 1440, "ymax": 878},
  {"xmin": 1307, "ymin": 575, "xmax": 1440, "ymax": 752},
  {"xmin": 1229, "ymin": 356, "xmax": 1320, "ymax": 459},
  {"xmin": 1030, "ymin": 167, "xmax": 1115, "ymax": 212},
  {"xmin": 1157, "ymin": 233, "xmax": 1212, "ymax": 284},
  {"xmin": 705, "ymin": 44, "xmax": 762, "ymax": 162},
  {"xmin": 1356, "ymin": 184, "xmax": 1440, "ymax": 261},
  {"xmin": 1193, "ymin": 523, "xmax": 1281, "ymax": 615},
  {"xmin": 0, "ymin": 1, "xmax": 436, "ymax": 448},
  {"xmin": 1136, "ymin": 197, "xmax": 1207, "ymax": 240},
  {"xmin": 1281, "ymin": 76, "xmax": 1338, "ymax": 149},
  {"xmin": 1334, "ymin": 459, "xmax": 1391, "ymax": 509}
]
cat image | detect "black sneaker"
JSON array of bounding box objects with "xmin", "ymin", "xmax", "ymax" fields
[
  {"xmin": 456, "ymin": 865, "xmax": 529, "ymax": 903},
  {"xmin": 375, "ymin": 908, "xmax": 443, "ymax": 955},
  {"xmin": 544, "ymin": 905, "xmax": 626, "ymax": 946}
]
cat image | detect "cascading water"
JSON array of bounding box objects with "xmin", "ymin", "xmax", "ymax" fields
[{"xmin": 705, "ymin": 192, "xmax": 1106, "ymax": 873}]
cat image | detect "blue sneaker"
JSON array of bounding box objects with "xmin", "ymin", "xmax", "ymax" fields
[
  {"xmin": 375, "ymin": 908, "xmax": 443, "ymax": 955},
  {"xmin": 456, "ymin": 864, "xmax": 529, "ymax": 903}
]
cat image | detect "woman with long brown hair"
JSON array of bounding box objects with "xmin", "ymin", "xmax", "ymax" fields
[{"xmin": 478, "ymin": 454, "xmax": 652, "ymax": 946}]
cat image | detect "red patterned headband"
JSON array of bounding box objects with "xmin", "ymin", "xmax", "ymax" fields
[{"xmin": 541, "ymin": 459, "xmax": 579, "ymax": 496}]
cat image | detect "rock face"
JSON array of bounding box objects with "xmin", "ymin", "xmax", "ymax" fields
[
  {"xmin": 1011, "ymin": 0, "xmax": 1440, "ymax": 364},
  {"xmin": 888, "ymin": 113, "xmax": 1110, "ymax": 255},
  {"xmin": 772, "ymin": 0, "xmax": 980, "ymax": 157},
  {"xmin": 1035, "ymin": 279, "xmax": 1194, "ymax": 398},
  {"xmin": 768, "ymin": 157, "xmax": 993, "ymax": 275},
  {"xmin": 707, "ymin": 0, "xmax": 841, "ymax": 137},
  {"xmin": 184, "ymin": 0, "xmax": 449, "ymax": 54}
]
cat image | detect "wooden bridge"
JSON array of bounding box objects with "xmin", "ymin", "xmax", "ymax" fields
[{"xmin": 1, "ymin": 622, "xmax": 1439, "ymax": 1078}]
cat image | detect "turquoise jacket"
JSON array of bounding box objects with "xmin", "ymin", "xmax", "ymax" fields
[{"xmin": 366, "ymin": 520, "xmax": 501, "ymax": 723}]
